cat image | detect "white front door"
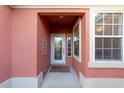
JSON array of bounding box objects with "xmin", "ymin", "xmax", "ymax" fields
[{"xmin": 51, "ymin": 34, "xmax": 66, "ymax": 64}]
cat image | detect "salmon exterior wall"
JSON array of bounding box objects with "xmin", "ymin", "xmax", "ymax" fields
[
  {"xmin": 12, "ymin": 9, "xmax": 37, "ymax": 77},
  {"xmin": 10, "ymin": 8, "xmax": 124, "ymax": 78},
  {"xmin": 1, "ymin": 7, "xmax": 124, "ymax": 84},
  {"xmin": 72, "ymin": 12, "xmax": 87, "ymax": 77},
  {"xmin": 50, "ymin": 25, "xmax": 73, "ymax": 65},
  {"xmin": 11, "ymin": 8, "xmax": 52, "ymax": 77},
  {"xmin": 0, "ymin": 6, "xmax": 12, "ymax": 83},
  {"xmin": 37, "ymin": 15, "xmax": 50, "ymax": 76}
]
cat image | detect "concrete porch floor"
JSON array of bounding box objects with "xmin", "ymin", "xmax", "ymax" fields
[{"xmin": 41, "ymin": 66, "xmax": 81, "ymax": 88}]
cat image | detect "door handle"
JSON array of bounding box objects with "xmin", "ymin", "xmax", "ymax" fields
[{"xmin": 63, "ymin": 48, "xmax": 65, "ymax": 54}]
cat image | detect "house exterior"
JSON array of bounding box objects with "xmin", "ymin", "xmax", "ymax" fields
[{"xmin": 0, "ymin": 5, "xmax": 124, "ymax": 88}]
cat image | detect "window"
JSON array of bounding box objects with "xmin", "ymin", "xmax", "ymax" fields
[
  {"xmin": 67, "ymin": 34, "xmax": 72, "ymax": 57},
  {"xmin": 95, "ymin": 12, "xmax": 123, "ymax": 61},
  {"xmin": 89, "ymin": 10, "xmax": 124, "ymax": 68},
  {"xmin": 74, "ymin": 24, "xmax": 79, "ymax": 57},
  {"xmin": 73, "ymin": 18, "xmax": 81, "ymax": 62}
]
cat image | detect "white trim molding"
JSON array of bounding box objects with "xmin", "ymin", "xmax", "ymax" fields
[
  {"xmin": 73, "ymin": 17, "xmax": 82, "ymax": 63},
  {"xmin": 0, "ymin": 71, "xmax": 43, "ymax": 88},
  {"xmin": 37, "ymin": 71, "xmax": 43, "ymax": 88},
  {"xmin": 79, "ymin": 72, "xmax": 85, "ymax": 87},
  {"xmin": 79, "ymin": 72, "xmax": 124, "ymax": 88},
  {"xmin": 88, "ymin": 62, "xmax": 124, "ymax": 68},
  {"xmin": 11, "ymin": 71, "xmax": 43, "ymax": 88},
  {"xmin": 11, "ymin": 77, "xmax": 38, "ymax": 88},
  {"xmin": 10, "ymin": 5, "xmax": 124, "ymax": 9},
  {"xmin": 0, "ymin": 78, "xmax": 11, "ymax": 88}
]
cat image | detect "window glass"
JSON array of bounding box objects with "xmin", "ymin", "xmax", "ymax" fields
[
  {"xmin": 95, "ymin": 13, "xmax": 103, "ymax": 25},
  {"xmin": 95, "ymin": 49, "xmax": 102, "ymax": 59},
  {"xmin": 104, "ymin": 13, "xmax": 113, "ymax": 24},
  {"xmin": 114, "ymin": 25, "xmax": 123, "ymax": 35},
  {"xmin": 95, "ymin": 25, "xmax": 103, "ymax": 35},
  {"xmin": 54, "ymin": 37, "xmax": 62, "ymax": 60},
  {"xmin": 95, "ymin": 12, "xmax": 123, "ymax": 61},
  {"xmin": 103, "ymin": 38, "xmax": 111, "ymax": 48},
  {"xmin": 74, "ymin": 23, "xmax": 79, "ymax": 57},
  {"xmin": 113, "ymin": 49, "xmax": 121, "ymax": 59},
  {"xmin": 104, "ymin": 25, "xmax": 112, "ymax": 35},
  {"xmin": 113, "ymin": 38, "xmax": 121, "ymax": 48},
  {"xmin": 114, "ymin": 13, "xmax": 123, "ymax": 24},
  {"xmin": 103, "ymin": 49, "xmax": 112, "ymax": 59},
  {"xmin": 95, "ymin": 38, "xmax": 102, "ymax": 48}
]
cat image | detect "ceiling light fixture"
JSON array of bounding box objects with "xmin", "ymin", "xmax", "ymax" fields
[{"xmin": 59, "ymin": 16, "xmax": 64, "ymax": 19}]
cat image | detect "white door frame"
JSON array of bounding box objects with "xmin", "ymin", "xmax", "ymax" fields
[{"xmin": 51, "ymin": 33, "xmax": 66, "ymax": 64}]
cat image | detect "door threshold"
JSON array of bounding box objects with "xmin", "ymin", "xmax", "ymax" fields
[{"xmin": 51, "ymin": 64, "xmax": 68, "ymax": 66}]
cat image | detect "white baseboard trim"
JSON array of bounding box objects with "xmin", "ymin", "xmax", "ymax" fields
[
  {"xmin": 79, "ymin": 72, "xmax": 85, "ymax": 88},
  {"xmin": 2, "ymin": 71, "xmax": 124, "ymax": 88},
  {"xmin": 0, "ymin": 78, "xmax": 11, "ymax": 88},
  {"xmin": 79, "ymin": 72, "xmax": 124, "ymax": 88},
  {"xmin": 85, "ymin": 78, "xmax": 124, "ymax": 88},
  {"xmin": 11, "ymin": 77, "xmax": 38, "ymax": 88},
  {"xmin": 37, "ymin": 71, "xmax": 43, "ymax": 88},
  {"xmin": 0, "ymin": 71, "xmax": 43, "ymax": 88}
]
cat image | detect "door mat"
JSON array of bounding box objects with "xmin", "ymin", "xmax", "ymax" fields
[{"xmin": 49, "ymin": 65, "xmax": 70, "ymax": 72}]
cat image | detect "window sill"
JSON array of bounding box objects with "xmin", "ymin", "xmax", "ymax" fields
[
  {"xmin": 73, "ymin": 55, "xmax": 81, "ymax": 63},
  {"xmin": 88, "ymin": 61, "xmax": 124, "ymax": 68}
]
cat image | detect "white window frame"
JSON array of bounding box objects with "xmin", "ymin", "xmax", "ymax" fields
[
  {"xmin": 73, "ymin": 18, "xmax": 82, "ymax": 63},
  {"xmin": 89, "ymin": 10, "xmax": 124, "ymax": 68},
  {"xmin": 67, "ymin": 34, "xmax": 72, "ymax": 57}
]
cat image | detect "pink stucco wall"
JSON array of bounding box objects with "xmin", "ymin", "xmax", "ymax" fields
[
  {"xmin": 72, "ymin": 12, "xmax": 87, "ymax": 77},
  {"xmin": 0, "ymin": 6, "xmax": 11, "ymax": 83},
  {"xmin": 12, "ymin": 9, "xmax": 37, "ymax": 77},
  {"xmin": 37, "ymin": 15, "xmax": 50, "ymax": 76},
  {"xmin": 1, "ymin": 7, "xmax": 124, "ymax": 84},
  {"xmin": 10, "ymin": 8, "xmax": 124, "ymax": 79}
]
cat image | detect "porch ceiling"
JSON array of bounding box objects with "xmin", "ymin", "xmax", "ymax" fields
[{"xmin": 43, "ymin": 16, "xmax": 79, "ymax": 25}]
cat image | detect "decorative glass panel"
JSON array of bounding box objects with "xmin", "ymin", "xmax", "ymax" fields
[
  {"xmin": 54, "ymin": 37, "xmax": 62, "ymax": 60},
  {"xmin": 67, "ymin": 34, "xmax": 72, "ymax": 56}
]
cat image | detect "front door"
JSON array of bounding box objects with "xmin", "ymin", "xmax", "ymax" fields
[{"xmin": 51, "ymin": 34, "xmax": 66, "ymax": 64}]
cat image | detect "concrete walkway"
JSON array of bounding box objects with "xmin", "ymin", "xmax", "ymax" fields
[{"xmin": 41, "ymin": 66, "xmax": 81, "ymax": 88}]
